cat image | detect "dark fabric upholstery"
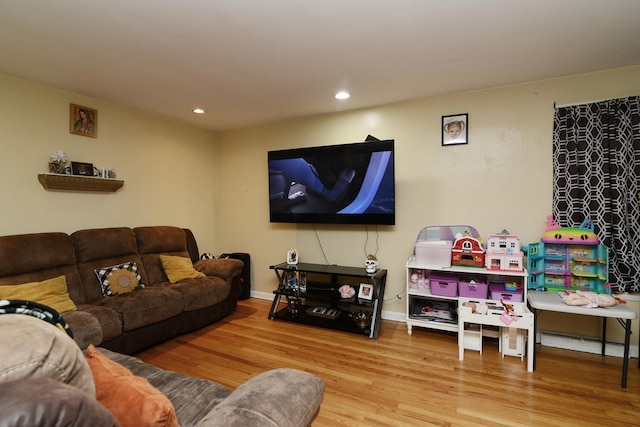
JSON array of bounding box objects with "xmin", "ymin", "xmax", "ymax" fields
[
  {"xmin": 61, "ymin": 309, "xmax": 104, "ymax": 349},
  {"xmin": 179, "ymin": 302, "xmax": 230, "ymax": 334},
  {"xmin": 100, "ymin": 315, "xmax": 183, "ymax": 354},
  {"xmin": 135, "ymin": 226, "xmax": 192, "ymax": 285},
  {"xmin": 98, "ymin": 286, "xmax": 184, "ymax": 331},
  {"xmin": 165, "ymin": 276, "xmax": 230, "ymax": 311},
  {"xmin": 72, "ymin": 227, "xmax": 150, "ymax": 302},
  {"xmin": 76, "ymin": 304, "xmax": 123, "ymax": 342},
  {"xmin": 0, "ymin": 232, "xmax": 86, "ymax": 303},
  {"xmin": 0, "ymin": 226, "xmax": 241, "ymax": 355},
  {"xmin": 184, "ymin": 228, "xmax": 201, "ymax": 263}
]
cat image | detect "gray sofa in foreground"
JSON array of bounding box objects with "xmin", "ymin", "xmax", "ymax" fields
[{"xmin": 0, "ymin": 314, "xmax": 325, "ymax": 426}]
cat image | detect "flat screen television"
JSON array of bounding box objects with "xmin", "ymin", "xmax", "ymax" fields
[{"xmin": 268, "ymin": 138, "xmax": 395, "ymax": 225}]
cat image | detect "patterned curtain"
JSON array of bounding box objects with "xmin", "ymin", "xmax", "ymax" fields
[{"xmin": 553, "ymin": 96, "xmax": 640, "ymax": 293}]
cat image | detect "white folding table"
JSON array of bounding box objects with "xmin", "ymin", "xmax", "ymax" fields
[{"xmin": 527, "ymin": 291, "xmax": 637, "ymax": 388}]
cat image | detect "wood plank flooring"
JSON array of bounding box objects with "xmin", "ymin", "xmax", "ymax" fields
[{"xmin": 136, "ymin": 298, "xmax": 640, "ymax": 426}]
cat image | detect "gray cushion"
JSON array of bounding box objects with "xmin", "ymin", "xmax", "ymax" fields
[
  {"xmin": 0, "ymin": 314, "xmax": 95, "ymax": 397},
  {"xmin": 99, "ymin": 347, "xmax": 232, "ymax": 426},
  {"xmin": 0, "ymin": 379, "xmax": 118, "ymax": 427},
  {"xmin": 196, "ymin": 368, "xmax": 324, "ymax": 427}
]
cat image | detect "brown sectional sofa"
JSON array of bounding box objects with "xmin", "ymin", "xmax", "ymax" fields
[{"xmin": 0, "ymin": 225, "xmax": 244, "ymax": 354}]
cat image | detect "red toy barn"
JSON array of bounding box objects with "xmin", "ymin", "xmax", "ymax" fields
[{"xmin": 451, "ymin": 236, "xmax": 485, "ymax": 267}]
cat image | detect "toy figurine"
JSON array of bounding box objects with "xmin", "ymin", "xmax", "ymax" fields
[{"xmin": 365, "ymin": 254, "xmax": 378, "ymax": 273}]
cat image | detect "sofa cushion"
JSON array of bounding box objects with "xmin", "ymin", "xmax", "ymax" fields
[
  {"xmin": 86, "ymin": 345, "xmax": 178, "ymax": 427},
  {"xmin": 196, "ymin": 368, "xmax": 325, "ymax": 427},
  {"xmin": 61, "ymin": 309, "xmax": 104, "ymax": 349},
  {"xmin": 100, "ymin": 347, "xmax": 232, "ymax": 426},
  {"xmin": 98, "ymin": 286, "xmax": 184, "ymax": 331},
  {"xmin": 0, "ymin": 232, "xmax": 86, "ymax": 304},
  {"xmin": 160, "ymin": 255, "xmax": 205, "ymax": 283},
  {"xmin": 72, "ymin": 227, "xmax": 151, "ymax": 303},
  {"xmin": 95, "ymin": 261, "xmax": 145, "ymax": 296},
  {"xmin": 0, "ymin": 378, "xmax": 119, "ymax": 427},
  {"xmin": 77, "ymin": 304, "xmax": 123, "ymax": 343},
  {"xmin": 166, "ymin": 276, "xmax": 231, "ymax": 311},
  {"xmin": 0, "ymin": 275, "xmax": 77, "ymax": 313},
  {"xmin": 135, "ymin": 226, "xmax": 192, "ymax": 285},
  {"xmin": 0, "ymin": 314, "xmax": 95, "ymax": 397}
]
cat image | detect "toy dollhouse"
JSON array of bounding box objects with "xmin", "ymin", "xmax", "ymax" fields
[
  {"xmin": 485, "ymin": 230, "xmax": 524, "ymax": 271},
  {"xmin": 451, "ymin": 233, "xmax": 485, "ymax": 267},
  {"xmin": 527, "ymin": 216, "xmax": 610, "ymax": 294}
]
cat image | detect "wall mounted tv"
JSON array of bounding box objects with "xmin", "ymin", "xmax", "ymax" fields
[{"xmin": 268, "ymin": 138, "xmax": 395, "ymax": 225}]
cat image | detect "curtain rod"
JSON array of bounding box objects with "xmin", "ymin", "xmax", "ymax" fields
[{"xmin": 554, "ymin": 97, "xmax": 622, "ymax": 109}]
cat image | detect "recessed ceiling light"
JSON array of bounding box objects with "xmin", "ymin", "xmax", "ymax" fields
[
  {"xmin": 335, "ymin": 91, "xmax": 351, "ymax": 100},
  {"xmin": 192, "ymin": 108, "xmax": 207, "ymax": 114}
]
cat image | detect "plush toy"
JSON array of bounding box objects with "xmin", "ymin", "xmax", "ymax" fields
[
  {"xmin": 462, "ymin": 301, "xmax": 488, "ymax": 315},
  {"xmin": 560, "ymin": 291, "xmax": 616, "ymax": 308}
]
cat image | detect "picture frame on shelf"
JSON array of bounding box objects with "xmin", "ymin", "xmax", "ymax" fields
[
  {"xmin": 71, "ymin": 161, "xmax": 94, "ymax": 176},
  {"xmin": 70, "ymin": 104, "xmax": 98, "ymax": 138},
  {"xmin": 442, "ymin": 113, "xmax": 468, "ymax": 146},
  {"xmin": 287, "ymin": 249, "xmax": 298, "ymax": 265},
  {"xmin": 358, "ymin": 283, "xmax": 374, "ymax": 300}
]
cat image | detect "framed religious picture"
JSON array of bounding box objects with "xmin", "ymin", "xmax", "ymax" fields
[
  {"xmin": 70, "ymin": 104, "xmax": 98, "ymax": 138},
  {"xmin": 442, "ymin": 113, "xmax": 468, "ymax": 146}
]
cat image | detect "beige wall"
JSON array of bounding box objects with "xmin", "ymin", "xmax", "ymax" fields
[
  {"xmin": 0, "ymin": 73, "xmax": 219, "ymax": 251},
  {"xmin": 216, "ymin": 66, "xmax": 640, "ymax": 341},
  {"xmin": 2, "ymin": 66, "xmax": 639, "ymax": 343}
]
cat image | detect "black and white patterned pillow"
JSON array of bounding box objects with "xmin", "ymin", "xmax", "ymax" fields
[{"xmin": 94, "ymin": 261, "xmax": 145, "ymax": 297}]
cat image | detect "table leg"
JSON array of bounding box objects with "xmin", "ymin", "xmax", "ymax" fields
[
  {"xmin": 601, "ymin": 317, "xmax": 607, "ymax": 356},
  {"xmin": 622, "ymin": 318, "xmax": 631, "ymax": 388},
  {"xmin": 269, "ymin": 293, "xmax": 282, "ymax": 319},
  {"xmin": 532, "ymin": 306, "xmax": 537, "ymax": 370}
]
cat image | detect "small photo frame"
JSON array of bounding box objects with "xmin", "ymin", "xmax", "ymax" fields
[
  {"xmin": 442, "ymin": 113, "xmax": 468, "ymax": 146},
  {"xmin": 71, "ymin": 161, "xmax": 94, "ymax": 176},
  {"xmin": 70, "ymin": 104, "xmax": 98, "ymax": 138},
  {"xmin": 358, "ymin": 284, "xmax": 374, "ymax": 300},
  {"xmin": 287, "ymin": 249, "xmax": 298, "ymax": 265}
]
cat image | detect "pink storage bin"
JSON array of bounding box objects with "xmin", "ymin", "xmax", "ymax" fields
[
  {"xmin": 458, "ymin": 277, "xmax": 488, "ymax": 298},
  {"xmin": 429, "ymin": 273, "xmax": 458, "ymax": 297},
  {"xmin": 489, "ymin": 282, "xmax": 523, "ymax": 302}
]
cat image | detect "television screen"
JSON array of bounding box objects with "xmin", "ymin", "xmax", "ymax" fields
[{"xmin": 268, "ymin": 139, "xmax": 395, "ymax": 225}]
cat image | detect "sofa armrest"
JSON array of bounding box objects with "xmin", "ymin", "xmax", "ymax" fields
[
  {"xmin": 195, "ymin": 368, "xmax": 324, "ymax": 427},
  {"xmin": 194, "ymin": 258, "xmax": 243, "ymax": 281}
]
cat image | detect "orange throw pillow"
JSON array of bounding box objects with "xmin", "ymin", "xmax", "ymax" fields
[{"xmin": 85, "ymin": 345, "xmax": 178, "ymax": 427}]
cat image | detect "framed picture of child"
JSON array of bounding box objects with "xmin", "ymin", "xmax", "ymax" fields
[
  {"xmin": 358, "ymin": 284, "xmax": 374, "ymax": 300},
  {"xmin": 442, "ymin": 113, "xmax": 468, "ymax": 146}
]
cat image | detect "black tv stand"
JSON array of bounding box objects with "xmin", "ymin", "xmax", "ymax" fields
[{"xmin": 268, "ymin": 262, "xmax": 387, "ymax": 338}]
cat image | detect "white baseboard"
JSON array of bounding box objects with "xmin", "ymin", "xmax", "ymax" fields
[{"xmin": 251, "ymin": 292, "xmax": 638, "ymax": 359}]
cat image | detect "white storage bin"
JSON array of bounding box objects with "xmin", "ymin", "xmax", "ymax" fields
[{"xmin": 415, "ymin": 240, "xmax": 452, "ymax": 268}]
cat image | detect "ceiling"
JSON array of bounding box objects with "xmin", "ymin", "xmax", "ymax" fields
[{"xmin": 1, "ymin": 1, "xmax": 639, "ymax": 132}]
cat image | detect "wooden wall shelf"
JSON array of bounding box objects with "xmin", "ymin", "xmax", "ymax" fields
[{"xmin": 38, "ymin": 174, "xmax": 124, "ymax": 192}]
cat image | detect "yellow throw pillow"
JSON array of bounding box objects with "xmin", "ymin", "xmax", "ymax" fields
[
  {"xmin": 85, "ymin": 345, "xmax": 178, "ymax": 427},
  {"xmin": 0, "ymin": 275, "xmax": 77, "ymax": 313},
  {"xmin": 160, "ymin": 255, "xmax": 205, "ymax": 283}
]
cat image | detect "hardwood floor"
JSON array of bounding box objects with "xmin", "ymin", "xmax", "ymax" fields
[{"xmin": 137, "ymin": 298, "xmax": 640, "ymax": 426}]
